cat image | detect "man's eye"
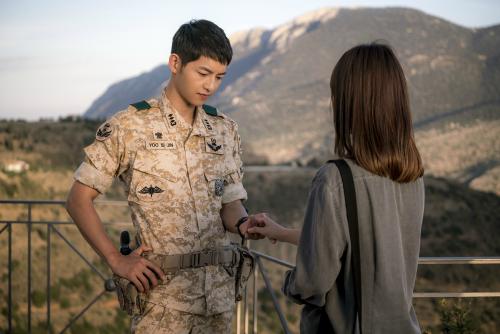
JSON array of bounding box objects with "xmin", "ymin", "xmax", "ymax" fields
[
  {"xmin": 199, "ymin": 72, "xmax": 208, "ymax": 76},
  {"xmin": 216, "ymin": 76, "xmax": 223, "ymax": 81}
]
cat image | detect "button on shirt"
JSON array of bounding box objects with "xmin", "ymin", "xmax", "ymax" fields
[{"xmin": 74, "ymin": 91, "xmax": 247, "ymax": 315}]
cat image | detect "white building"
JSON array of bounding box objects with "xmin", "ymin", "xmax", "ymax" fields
[{"xmin": 4, "ymin": 160, "xmax": 30, "ymax": 173}]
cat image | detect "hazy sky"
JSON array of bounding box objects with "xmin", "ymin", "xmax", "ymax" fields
[{"xmin": 1, "ymin": 0, "xmax": 499, "ymax": 120}]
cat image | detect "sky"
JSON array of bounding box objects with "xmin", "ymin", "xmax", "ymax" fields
[{"xmin": 1, "ymin": 0, "xmax": 499, "ymax": 120}]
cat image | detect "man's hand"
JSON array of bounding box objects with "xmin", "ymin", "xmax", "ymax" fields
[{"xmin": 108, "ymin": 245, "xmax": 165, "ymax": 293}]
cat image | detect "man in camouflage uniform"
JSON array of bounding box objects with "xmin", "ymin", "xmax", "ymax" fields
[{"xmin": 66, "ymin": 20, "xmax": 263, "ymax": 333}]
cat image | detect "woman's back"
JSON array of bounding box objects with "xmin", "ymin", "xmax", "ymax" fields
[
  {"xmin": 285, "ymin": 159, "xmax": 424, "ymax": 334},
  {"xmin": 275, "ymin": 42, "xmax": 425, "ymax": 333},
  {"xmin": 347, "ymin": 159, "xmax": 423, "ymax": 333}
]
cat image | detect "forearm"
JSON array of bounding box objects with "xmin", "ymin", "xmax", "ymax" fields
[
  {"xmin": 280, "ymin": 228, "xmax": 301, "ymax": 246},
  {"xmin": 66, "ymin": 185, "xmax": 120, "ymax": 266},
  {"xmin": 220, "ymin": 199, "xmax": 247, "ymax": 234}
]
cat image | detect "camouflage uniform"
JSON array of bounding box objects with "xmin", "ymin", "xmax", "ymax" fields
[{"xmin": 74, "ymin": 89, "xmax": 247, "ymax": 333}]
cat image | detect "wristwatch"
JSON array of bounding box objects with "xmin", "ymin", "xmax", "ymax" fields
[{"xmin": 235, "ymin": 216, "xmax": 249, "ymax": 241}]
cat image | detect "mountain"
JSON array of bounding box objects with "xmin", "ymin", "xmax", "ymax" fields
[
  {"xmin": 82, "ymin": 7, "xmax": 500, "ymax": 194},
  {"xmin": 83, "ymin": 65, "xmax": 170, "ymax": 119}
]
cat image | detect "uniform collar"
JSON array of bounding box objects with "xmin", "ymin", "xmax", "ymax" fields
[
  {"xmin": 191, "ymin": 105, "xmax": 216, "ymax": 137},
  {"xmin": 160, "ymin": 89, "xmax": 216, "ymax": 137},
  {"xmin": 160, "ymin": 90, "xmax": 191, "ymax": 133}
]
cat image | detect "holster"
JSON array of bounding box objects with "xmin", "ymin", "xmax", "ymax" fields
[{"xmin": 113, "ymin": 275, "xmax": 146, "ymax": 316}]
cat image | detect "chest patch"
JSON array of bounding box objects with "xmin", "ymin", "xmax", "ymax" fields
[
  {"xmin": 138, "ymin": 185, "xmax": 164, "ymax": 197},
  {"xmin": 146, "ymin": 140, "xmax": 177, "ymax": 150},
  {"xmin": 205, "ymin": 136, "xmax": 224, "ymax": 154},
  {"xmin": 152, "ymin": 130, "xmax": 165, "ymax": 140}
]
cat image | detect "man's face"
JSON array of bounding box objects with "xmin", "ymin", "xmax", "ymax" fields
[{"xmin": 172, "ymin": 55, "xmax": 227, "ymax": 107}]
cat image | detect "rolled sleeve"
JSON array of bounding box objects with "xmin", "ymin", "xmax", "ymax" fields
[
  {"xmin": 74, "ymin": 161, "xmax": 113, "ymax": 194},
  {"xmin": 222, "ymin": 120, "xmax": 247, "ymax": 204},
  {"xmin": 222, "ymin": 182, "xmax": 247, "ymax": 204},
  {"xmin": 73, "ymin": 117, "xmax": 126, "ymax": 195}
]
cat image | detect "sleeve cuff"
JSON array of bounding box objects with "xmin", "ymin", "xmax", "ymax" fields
[
  {"xmin": 222, "ymin": 182, "xmax": 247, "ymax": 204},
  {"xmin": 74, "ymin": 162, "xmax": 113, "ymax": 194}
]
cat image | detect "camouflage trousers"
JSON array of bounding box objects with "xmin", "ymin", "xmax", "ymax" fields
[{"xmin": 131, "ymin": 302, "xmax": 233, "ymax": 334}]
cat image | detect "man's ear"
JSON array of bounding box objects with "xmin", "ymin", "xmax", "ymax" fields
[{"xmin": 168, "ymin": 54, "xmax": 182, "ymax": 75}]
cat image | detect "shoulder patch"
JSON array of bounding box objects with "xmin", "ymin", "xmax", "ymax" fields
[
  {"xmin": 130, "ymin": 100, "xmax": 151, "ymax": 111},
  {"xmin": 202, "ymin": 104, "xmax": 218, "ymax": 116},
  {"xmin": 96, "ymin": 122, "xmax": 113, "ymax": 141}
]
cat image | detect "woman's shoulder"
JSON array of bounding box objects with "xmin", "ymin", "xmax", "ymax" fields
[
  {"xmin": 313, "ymin": 162, "xmax": 343, "ymax": 191},
  {"xmin": 316, "ymin": 158, "xmax": 424, "ymax": 186}
]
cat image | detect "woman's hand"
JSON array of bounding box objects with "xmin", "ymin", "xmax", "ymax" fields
[{"xmin": 246, "ymin": 213, "xmax": 286, "ymax": 244}]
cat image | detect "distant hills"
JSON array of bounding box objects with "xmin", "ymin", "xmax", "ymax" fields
[
  {"xmin": 82, "ymin": 7, "xmax": 500, "ymax": 194},
  {"xmin": 1, "ymin": 117, "xmax": 499, "ymax": 332}
]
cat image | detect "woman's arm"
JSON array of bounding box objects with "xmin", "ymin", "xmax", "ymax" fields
[
  {"xmin": 282, "ymin": 170, "xmax": 347, "ymax": 307},
  {"xmin": 247, "ymin": 217, "xmax": 301, "ymax": 245}
]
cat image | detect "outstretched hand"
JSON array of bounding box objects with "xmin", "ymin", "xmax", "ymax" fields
[
  {"xmin": 108, "ymin": 245, "xmax": 165, "ymax": 293},
  {"xmin": 246, "ymin": 213, "xmax": 285, "ymax": 244}
]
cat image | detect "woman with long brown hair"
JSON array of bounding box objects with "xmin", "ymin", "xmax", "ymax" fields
[{"xmin": 248, "ymin": 43, "xmax": 425, "ymax": 333}]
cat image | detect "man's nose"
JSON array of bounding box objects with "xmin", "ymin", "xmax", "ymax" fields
[{"xmin": 204, "ymin": 77, "xmax": 217, "ymax": 92}]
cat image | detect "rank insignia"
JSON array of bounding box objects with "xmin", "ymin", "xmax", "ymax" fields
[
  {"xmin": 214, "ymin": 179, "xmax": 224, "ymax": 197},
  {"xmin": 203, "ymin": 118, "xmax": 213, "ymax": 131},
  {"xmin": 96, "ymin": 122, "xmax": 112, "ymax": 141},
  {"xmin": 207, "ymin": 137, "xmax": 222, "ymax": 153},
  {"xmin": 138, "ymin": 185, "xmax": 164, "ymax": 197},
  {"xmin": 167, "ymin": 113, "xmax": 177, "ymax": 127}
]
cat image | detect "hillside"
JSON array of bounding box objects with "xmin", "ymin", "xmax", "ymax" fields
[
  {"xmin": 82, "ymin": 7, "xmax": 500, "ymax": 167},
  {"xmin": 0, "ymin": 120, "xmax": 499, "ymax": 333}
]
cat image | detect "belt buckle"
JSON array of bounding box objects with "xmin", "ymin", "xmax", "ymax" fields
[{"xmin": 192, "ymin": 250, "xmax": 213, "ymax": 268}]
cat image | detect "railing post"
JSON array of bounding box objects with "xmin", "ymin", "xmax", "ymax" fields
[
  {"xmin": 27, "ymin": 203, "xmax": 32, "ymax": 334},
  {"xmin": 253, "ymin": 255, "xmax": 258, "ymax": 334},
  {"xmin": 244, "ymin": 285, "xmax": 249, "ymax": 334},
  {"xmin": 244, "ymin": 239, "xmax": 249, "ymax": 334},
  {"xmin": 47, "ymin": 223, "xmax": 51, "ymax": 334},
  {"xmin": 256, "ymin": 257, "xmax": 292, "ymax": 334},
  {"xmin": 8, "ymin": 222, "xmax": 12, "ymax": 333},
  {"xmin": 236, "ymin": 295, "xmax": 241, "ymax": 334}
]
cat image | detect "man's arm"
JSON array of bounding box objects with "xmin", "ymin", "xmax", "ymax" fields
[
  {"xmin": 66, "ymin": 181, "xmax": 164, "ymax": 292},
  {"xmin": 220, "ymin": 200, "xmax": 264, "ymax": 240}
]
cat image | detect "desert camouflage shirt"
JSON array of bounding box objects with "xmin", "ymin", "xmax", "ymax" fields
[{"xmin": 74, "ymin": 90, "xmax": 247, "ymax": 315}]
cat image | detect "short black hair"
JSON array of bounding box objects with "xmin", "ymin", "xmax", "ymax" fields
[{"xmin": 171, "ymin": 19, "xmax": 233, "ymax": 66}]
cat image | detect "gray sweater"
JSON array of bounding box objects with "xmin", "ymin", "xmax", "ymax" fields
[{"xmin": 283, "ymin": 160, "xmax": 424, "ymax": 334}]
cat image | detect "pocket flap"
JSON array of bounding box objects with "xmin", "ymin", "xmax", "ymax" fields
[{"xmin": 133, "ymin": 150, "xmax": 177, "ymax": 181}]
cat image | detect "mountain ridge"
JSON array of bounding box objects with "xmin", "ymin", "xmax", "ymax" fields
[{"xmin": 82, "ymin": 7, "xmax": 500, "ymax": 187}]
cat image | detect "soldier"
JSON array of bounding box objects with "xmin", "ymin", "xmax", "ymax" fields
[{"xmin": 66, "ymin": 19, "xmax": 263, "ymax": 334}]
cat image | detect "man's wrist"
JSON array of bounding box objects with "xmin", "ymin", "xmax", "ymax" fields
[
  {"xmin": 235, "ymin": 216, "xmax": 249, "ymax": 237},
  {"xmin": 105, "ymin": 250, "xmax": 122, "ymax": 268}
]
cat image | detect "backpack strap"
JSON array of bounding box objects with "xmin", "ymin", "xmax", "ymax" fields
[{"xmin": 328, "ymin": 159, "xmax": 362, "ymax": 334}]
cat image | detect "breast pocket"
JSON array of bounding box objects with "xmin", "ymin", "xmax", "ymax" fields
[{"xmin": 128, "ymin": 150, "xmax": 180, "ymax": 204}]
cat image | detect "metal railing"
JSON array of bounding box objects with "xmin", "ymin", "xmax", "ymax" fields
[{"xmin": 1, "ymin": 199, "xmax": 500, "ymax": 334}]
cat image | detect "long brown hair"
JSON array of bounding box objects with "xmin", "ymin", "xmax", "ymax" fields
[{"xmin": 330, "ymin": 43, "xmax": 424, "ymax": 183}]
